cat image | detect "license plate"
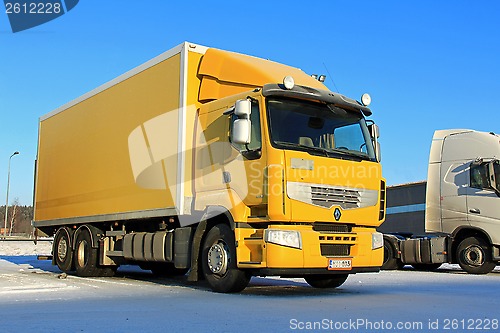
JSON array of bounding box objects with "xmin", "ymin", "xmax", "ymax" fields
[{"xmin": 328, "ymin": 259, "xmax": 352, "ymax": 270}]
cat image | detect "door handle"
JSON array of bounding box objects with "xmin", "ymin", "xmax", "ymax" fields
[
  {"xmin": 469, "ymin": 208, "xmax": 481, "ymax": 214},
  {"xmin": 222, "ymin": 171, "xmax": 231, "ymax": 184}
]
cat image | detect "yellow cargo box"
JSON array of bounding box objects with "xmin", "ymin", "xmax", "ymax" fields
[{"xmin": 35, "ymin": 43, "xmax": 200, "ymax": 225}]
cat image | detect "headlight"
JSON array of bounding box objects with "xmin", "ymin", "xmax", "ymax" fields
[
  {"xmin": 264, "ymin": 229, "xmax": 302, "ymax": 249},
  {"xmin": 372, "ymin": 232, "xmax": 383, "ymax": 250}
]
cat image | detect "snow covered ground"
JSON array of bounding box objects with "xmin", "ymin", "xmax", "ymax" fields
[{"xmin": 1, "ymin": 240, "xmax": 500, "ymax": 333}]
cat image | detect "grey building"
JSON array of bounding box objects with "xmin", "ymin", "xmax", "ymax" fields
[{"xmin": 378, "ymin": 181, "xmax": 426, "ymax": 235}]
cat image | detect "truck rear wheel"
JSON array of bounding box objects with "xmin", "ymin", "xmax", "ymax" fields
[
  {"xmin": 457, "ymin": 236, "xmax": 496, "ymax": 274},
  {"xmin": 74, "ymin": 228, "xmax": 116, "ymax": 277},
  {"xmin": 305, "ymin": 274, "xmax": 348, "ymax": 288},
  {"xmin": 201, "ymin": 224, "xmax": 250, "ymax": 293},
  {"xmin": 54, "ymin": 228, "xmax": 74, "ymax": 273}
]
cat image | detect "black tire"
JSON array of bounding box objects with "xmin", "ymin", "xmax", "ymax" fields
[
  {"xmin": 411, "ymin": 263, "xmax": 442, "ymax": 271},
  {"xmin": 457, "ymin": 236, "xmax": 496, "ymax": 274},
  {"xmin": 201, "ymin": 224, "xmax": 250, "ymax": 293},
  {"xmin": 382, "ymin": 239, "xmax": 403, "ymax": 270},
  {"xmin": 305, "ymin": 274, "xmax": 348, "ymax": 289},
  {"xmin": 74, "ymin": 228, "xmax": 116, "ymax": 277},
  {"xmin": 54, "ymin": 228, "xmax": 74, "ymax": 273}
]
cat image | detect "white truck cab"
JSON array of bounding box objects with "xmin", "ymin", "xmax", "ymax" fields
[{"xmin": 383, "ymin": 129, "xmax": 500, "ymax": 274}]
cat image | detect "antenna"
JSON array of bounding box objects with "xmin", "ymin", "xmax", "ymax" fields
[{"xmin": 323, "ymin": 62, "xmax": 340, "ymax": 93}]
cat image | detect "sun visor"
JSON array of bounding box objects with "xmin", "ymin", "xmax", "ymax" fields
[{"xmin": 198, "ymin": 48, "xmax": 326, "ymax": 101}]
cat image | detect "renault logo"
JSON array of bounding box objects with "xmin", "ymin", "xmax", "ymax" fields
[{"xmin": 334, "ymin": 207, "xmax": 342, "ymax": 221}]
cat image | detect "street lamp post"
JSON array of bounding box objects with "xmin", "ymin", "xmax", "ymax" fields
[{"xmin": 4, "ymin": 151, "xmax": 19, "ymax": 239}]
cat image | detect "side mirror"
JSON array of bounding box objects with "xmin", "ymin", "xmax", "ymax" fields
[
  {"xmin": 368, "ymin": 123, "xmax": 381, "ymax": 162},
  {"xmin": 235, "ymin": 99, "xmax": 251, "ymax": 117},
  {"xmin": 375, "ymin": 141, "xmax": 381, "ymax": 162},
  {"xmin": 488, "ymin": 160, "xmax": 500, "ymax": 196},
  {"xmin": 231, "ymin": 99, "xmax": 252, "ymax": 145},
  {"xmin": 232, "ymin": 119, "xmax": 251, "ymax": 144},
  {"xmin": 369, "ymin": 123, "xmax": 380, "ymax": 139}
]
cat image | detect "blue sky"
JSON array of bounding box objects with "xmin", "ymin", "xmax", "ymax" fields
[{"xmin": 1, "ymin": 1, "xmax": 499, "ymax": 205}]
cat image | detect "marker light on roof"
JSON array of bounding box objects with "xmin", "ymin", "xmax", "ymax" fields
[
  {"xmin": 361, "ymin": 93, "xmax": 372, "ymax": 106},
  {"xmin": 283, "ymin": 76, "xmax": 295, "ymax": 90}
]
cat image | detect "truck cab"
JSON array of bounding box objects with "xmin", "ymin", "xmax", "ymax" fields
[
  {"xmin": 194, "ymin": 78, "xmax": 385, "ymax": 291},
  {"xmin": 427, "ymin": 129, "xmax": 500, "ymax": 273},
  {"xmin": 383, "ymin": 130, "xmax": 500, "ymax": 274}
]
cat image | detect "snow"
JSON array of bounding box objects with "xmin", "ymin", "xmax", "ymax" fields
[
  {"xmin": 1, "ymin": 240, "xmax": 500, "ymax": 333},
  {"xmin": 0, "ymin": 239, "xmax": 52, "ymax": 257}
]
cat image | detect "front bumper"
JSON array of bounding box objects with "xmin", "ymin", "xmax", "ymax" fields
[
  {"xmin": 236, "ymin": 224, "xmax": 383, "ymax": 274},
  {"xmin": 249, "ymin": 267, "xmax": 380, "ymax": 278}
]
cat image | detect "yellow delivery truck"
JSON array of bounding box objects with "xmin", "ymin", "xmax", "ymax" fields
[{"xmin": 33, "ymin": 42, "xmax": 385, "ymax": 292}]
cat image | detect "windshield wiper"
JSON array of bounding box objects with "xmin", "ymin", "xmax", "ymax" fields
[
  {"xmin": 275, "ymin": 141, "xmax": 369, "ymax": 161},
  {"xmin": 329, "ymin": 148, "xmax": 369, "ymax": 159},
  {"xmin": 275, "ymin": 141, "xmax": 329, "ymax": 157}
]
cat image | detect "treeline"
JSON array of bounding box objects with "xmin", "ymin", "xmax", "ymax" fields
[{"xmin": 0, "ymin": 204, "xmax": 34, "ymax": 236}]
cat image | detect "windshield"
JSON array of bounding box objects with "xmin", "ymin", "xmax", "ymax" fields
[{"xmin": 266, "ymin": 98, "xmax": 376, "ymax": 161}]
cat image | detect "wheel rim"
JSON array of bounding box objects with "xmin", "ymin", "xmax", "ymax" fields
[
  {"xmin": 57, "ymin": 238, "xmax": 68, "ymax": 262},
  {"xmin": 77, "ymin": 239, "xmax": 89, "ymax": 268},
  {"xmin": 463, "ymin": 244, "xmax": 484, "ymax": 267},
  {"xmin": 207, "ymin": 241, "xmax": 229, "ymax": 275}
]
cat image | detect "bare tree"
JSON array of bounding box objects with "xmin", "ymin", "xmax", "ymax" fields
[
  {"xmin": 0, "ymin": 199, "xmax": 33, "ymax": 237},
  {"xmin": 9, "ymin": 199, "xmax": 18, "ymax": 236}
]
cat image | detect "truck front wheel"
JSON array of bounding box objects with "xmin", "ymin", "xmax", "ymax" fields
[
  {"xmin": 305, "ymin": 274, "xmax": 348, "ymax": 288},
  {"xmin": 457, "ymin": 236, "xmax": 496, "ymax": 274},
  {"xmin": 201, "ymin": 224, "xmax": 250, "ymax": 293}
]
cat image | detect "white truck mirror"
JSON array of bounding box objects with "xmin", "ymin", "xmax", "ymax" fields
[
  {"xmin": 375, "ymin": 142, "xmax": 381, "ymax": 162},
  {"xmin": 232, "ymin": 119, "xmax": 251, "ymax": 144},
  {"xmin": 232, "ymin": 99, "xmax": 252, "ymax": 145},
  {"xmin": 367, "ymin": 123, "xmax": 381, "ymax": 162},
  {"xmin": 235, "ymin": 99, "xmax": 251, "ymax": 117},
  {"xmin": 369, "ymin": 123, "xmax": 380, "ymax": 139},
  {"xmin": 488, "ymin": 160, "xmax": 500, "ymax": 195}
]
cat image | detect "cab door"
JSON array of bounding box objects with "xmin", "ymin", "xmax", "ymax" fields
[
  {"xmin": 223, "ymin": 98, "xmax": 267, "ymax": 214},
  {"xmin": 466, "ymin": 160, "xmax": 500, "ymax": 240}
]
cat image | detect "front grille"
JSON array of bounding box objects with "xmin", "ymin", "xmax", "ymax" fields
[
  {"xmin": 287, "ymin": 182, "xmax": 378, "ymax": 210},
  {"xmin": 311, "ymin": 186, "xmax": 360, "ymax": 209},
  {"xmin": 320, "ymin": 244, "xmax": 351, "ymax": 257},
  {"xmin": 313, "ymin": 223, "xmax": 352, "ymax": 233}
]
